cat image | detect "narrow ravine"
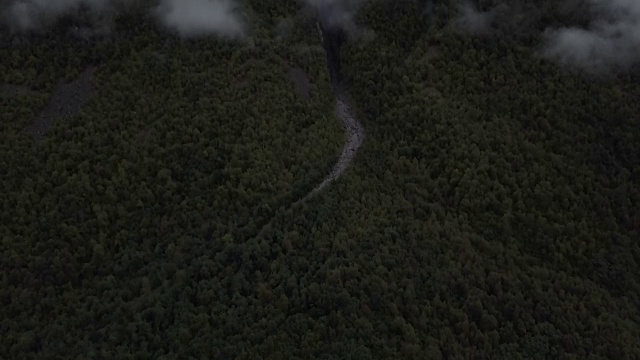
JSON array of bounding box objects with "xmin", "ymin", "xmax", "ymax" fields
[
  {"xmin": 306, "ymin": 95, "xmax": 364, "ymax": 198},
  {"xmin": 250, "ymin": 23, "xmax": 363, "ymax": 239},
  {"xmin": 304, "ymin": 19, "xmax": 364, "ymax": 199},
  {"xmin": 252, "ymin": 87, "xmax": 363, "ymax": 240}
]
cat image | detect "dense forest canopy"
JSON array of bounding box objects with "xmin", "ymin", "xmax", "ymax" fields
[{"xmin": 1, "ymin": 0, "xmax": 639, "ymax": 359}]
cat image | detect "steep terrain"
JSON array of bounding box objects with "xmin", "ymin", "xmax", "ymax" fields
[
  {"xmin": 1, "ymin": 1, "xmax": 639, "ymax": 359},
  {"xmin": 309, "ymin": 96, "xmax": 364, "ymax": 196}
]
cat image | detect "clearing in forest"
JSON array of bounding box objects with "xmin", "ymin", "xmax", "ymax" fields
[{"xmin": 26, "ymin": 67, "xmax": 95, "ymax": 140}]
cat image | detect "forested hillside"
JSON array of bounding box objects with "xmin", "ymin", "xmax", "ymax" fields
[{"xmin": 2, "ymin": 0, "xmax": 639, "ymax": 359}]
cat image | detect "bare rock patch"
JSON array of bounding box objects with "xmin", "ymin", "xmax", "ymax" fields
[
  {"xmin": 27, "ymin": 67, "xmax": 96, "ymax": 140},
  {"xmin": 307, "ymin": 94, "xmax": 364, "ymax": 197}
]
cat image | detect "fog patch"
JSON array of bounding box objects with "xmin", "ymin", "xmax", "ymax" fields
[
  {"xmin": 1, "ymin": 0, "xmax": 246, "ymax": 40},
  {"xmin": 542, "ymin": 0, "xmax": 640, "ymax": 71},
  {"xmin": 1, "ymin": 0, "xmax": 133, "ymax": 33},
  {"xmin": 154, "ymin": 0, "xmax": 245, "ymax": 39},
  {"xmin": 454, "ymin": 1, "xmax": 495, "ymax": 35},
  {"xmin": 300, "ymin": 0, "xmax": 373, "ymax": 41}
]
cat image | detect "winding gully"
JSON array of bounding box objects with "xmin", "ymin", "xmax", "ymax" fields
[
  {"xmin": 306, "ymin": 95, "xmax": 364, "ymax": 198},
  {"xmin": 305, "ymin": 20, "xmax": 365, "ymax": 199},
  {"xmin": 249, "ymin": 22, "xmax": 364, "ymax": 240}
]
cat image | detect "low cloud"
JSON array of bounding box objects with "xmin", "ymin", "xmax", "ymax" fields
[
  {"xmin": 1, "ymin": 0, "xmax": 246, "ymax": 39},
  {"xmin": 300, "ymin": 0, "xmax": 372, "ymax": 40},
  {"xmin": 454, "ymin": 1, "xmax": 495, "ymax": 35},
  {"xmin": 542, "ymin": 0, "xmax": 640, "ymax": 71},
  {"xmin": 154, "ymin": 0, "xmax": 245, "ymax": 39},
  {"xmin": 303, "ymin": 0, "xmax": 361, "ymax": 31},
  {"xmin": 1, "ymin": 0, "xmax": 122, "ymax": 32}
]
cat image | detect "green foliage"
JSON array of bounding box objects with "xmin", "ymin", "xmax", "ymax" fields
[
  {"xmin": 1, "ymin": 9, "xmax": 344, "ymax": 360},
  {"xmin": 1, "ymin": 1, "xmax": 639, "ymax": 359}
]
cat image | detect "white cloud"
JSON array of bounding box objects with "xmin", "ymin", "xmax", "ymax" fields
[{"xmin": 543, "ymin": 0, "xmax": 640, "ymax": 71}]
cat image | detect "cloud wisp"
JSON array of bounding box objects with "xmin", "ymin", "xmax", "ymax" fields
[
  {"xmin": 153, "ymin": 0, "xmax": 245, "ymax": 39},
  {"xmin": 1, "ymin": 0, "xmax": 246, "ymax": 39},
  {"xmin": 542, "ymin": 0, "xmax": 640, "ymax": 71},
  {"xmin": 300, "ymin": 0, "xmax": 372, "ymax": 40},
  {"xmin": 453, "ymin": 1, "xmax": 495, "ymax": 36},
  {"xmin": 1, "ymin": 0, "xmax": 135, "ymax": 32}
]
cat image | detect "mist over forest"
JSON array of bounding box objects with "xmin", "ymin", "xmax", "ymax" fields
[
  {"xmin": 1, "ymin": 0, "xmax": 639, "ymax": 359},
  {"xmin": 4, "ymin": 0, "xmax": 640, "ymax": 70}
]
